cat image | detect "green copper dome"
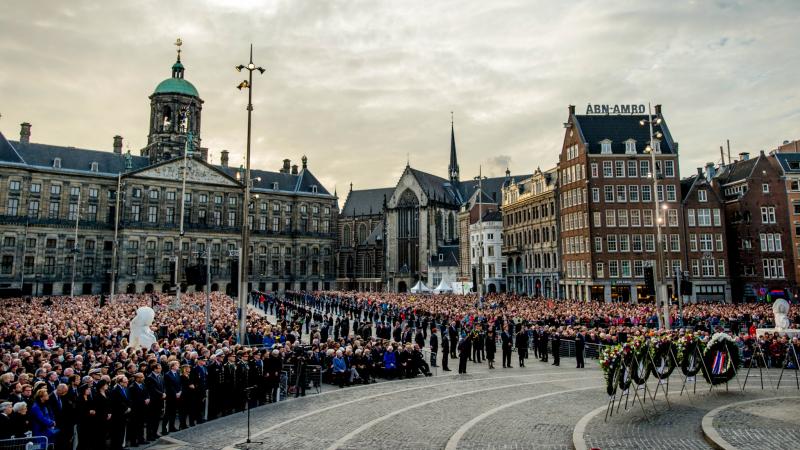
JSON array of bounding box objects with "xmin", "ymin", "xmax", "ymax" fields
[{"xmin": 153, "ymin": 77, "xmax": 199, "ymax": 97}]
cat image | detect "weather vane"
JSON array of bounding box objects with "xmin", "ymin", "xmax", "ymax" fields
[{"xmin": 174, "ymin": 37, "xmax": 183, "ymax": 61}]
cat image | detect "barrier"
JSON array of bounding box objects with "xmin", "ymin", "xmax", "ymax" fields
[{"xmin": 0, "ymin": 436, "xmax": 49, "ymax": 450}]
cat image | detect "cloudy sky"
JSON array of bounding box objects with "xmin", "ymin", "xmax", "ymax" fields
[{"xmin": 1, "ymin": 0, "xmax": 798, "ymax": 196}]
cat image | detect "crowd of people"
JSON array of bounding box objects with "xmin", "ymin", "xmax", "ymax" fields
[{"xmin": 0, "ymin": 289, "xmax": 797, "ymax": 449}]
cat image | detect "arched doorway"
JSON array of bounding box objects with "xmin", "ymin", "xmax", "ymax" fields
[
  {"xmin": 126, "ymin": 283, "xmax": 136, "ymax": 294},
  {"xmin": 226, "ymin": 283, "xmax": 234, "ymax": 296},
  {"xmin": 544, "ymin": 279, "xmax": 552, "ymax": 298},
  {"xmin": 488, "ymin": 283, "xmax": 497, "ymax": 293},
  {"xmin": 144, "ymin": 283, "xmax": 154, "ymax": 293},
  {"xmin": 535, "ymin": 279, "xmax": 542, "ymax": 297},
  {"xmin": 161, "ymin": 283, "xmax": 171, "ymax": 293},
  {"xmin": 397, "ymin": 281, "xmax": 408, "ymax": 293},
  {"xmin": 211, "ymin": 283, "xmax": 219, "ymax": 292}
]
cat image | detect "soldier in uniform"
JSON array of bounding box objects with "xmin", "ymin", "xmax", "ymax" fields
[
  {"xmin": 236, "ymin": 351, "xmax": 251, "ymax": 411},
  {"xmin": 575, "ymin": 329, "xmax": 585, "ymax": 369},
  {"xmin": 551, "ymin": 327, "xmax": 561, "ymax": 366},
  {"xmin": 206, "ymin": 352, "xmax": 224, "ymax": 419},
  {"xmin": 440, "ymin": 330, "xmax": 451, "ymax": 371},
  {"xmin": 501, "ymin": 325, "xmax": 513, "ymax": 368},
  {"xmin": 223, "ymin": 352, "xmax": 238, "ymax": 415},
  {"xmin": 516, "ymin": 324, "xmax": 529, "ymax": 368},
  {"xmin": 190, "ymin": 356, "xmax": 208, "ymax": 424},
  {"xmin": 429, "ymin": 328, "xmax": 439, "ymax": 367},
  {"xmin": 250, "ymin": 351, "xmax": 266, "ymax": 406}
]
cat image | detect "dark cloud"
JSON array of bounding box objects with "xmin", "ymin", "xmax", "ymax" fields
[{"xmin": 1, "ymin": 0, "xmax": 798, "ymax": 193}]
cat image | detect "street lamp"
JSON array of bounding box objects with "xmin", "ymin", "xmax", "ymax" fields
[
  {"xmin": 474, "ymin": 167, "xmax": 487, "ymax": 296},
  {"xmin": 110, "ymin": 175, "xmax": 124, "ymax": 303},
  {"xmin": 70, "ymin": 187, "xmax": 82, "ymax": 301},
  {"xmin": 639, "ymin": 103, "xmax": 669, "ymax": 329},
  {"xmin": 193, "ymin": 250, "xmax": 212, "ymax": 343},
  {"xmin": 236, "ymin": 44, "xmax": 266, "ymax": 345},
  {"xmin": 174, "ymin": 109, "xmax": 195, "ymax": 308}
]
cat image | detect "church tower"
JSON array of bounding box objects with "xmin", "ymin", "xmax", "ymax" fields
[
  {"xmin": 448, "ymin": 112, "xmax": 460, "ymax": 184},
  {"xmin": 144, "ymin": 38, "xmax": 204, "ymax": 164}
]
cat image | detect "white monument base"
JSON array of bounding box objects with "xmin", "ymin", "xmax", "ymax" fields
[{"xmin": 756, "ymin": 328, "xmax": 800, "ymax": 338}]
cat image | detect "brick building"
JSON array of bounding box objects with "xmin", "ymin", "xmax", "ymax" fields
[
  {"xmin": 680, "ymin": 165, "xmax": 731, "ymax": 301},
  {"xmin": 558, "ymin": 104, "xmax": 684, "ymax": 302},
  {"xmin": 715, "ymin": 151, "xmax": 795, "ymax": 301},
  {"xmin": 773, "ymin": 139, "xmax": 800, "ymax": 290}
]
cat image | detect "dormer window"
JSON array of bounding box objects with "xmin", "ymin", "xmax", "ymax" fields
[
  {"xmin": 624, "ymin": 139, "xmax": 636, "ymax": 155},
  {"xmin": 311, "ymin": 185, "xmax": 318, "ymax": 194},
  {"xmin": 90, "ymin": 162, "xmax": 99, "ymax": 172},
  {"xmin": 438, "ymin": 253, "xmax": 443, "ymax": 262},
  {"xmin": 600, "ymin": 139, "xmax": 612, "ymax": 154},
  {"xmin": 53, "ymin": 158, "xmax": 62, "ymax": 169},
  {"xmin": 272, "ymin": 182, "xmax": 279, "ymax": 190}
]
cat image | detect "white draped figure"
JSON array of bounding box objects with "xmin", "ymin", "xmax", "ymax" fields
[
  {"xmin": 128, "ymin": 306, "xmax": 157, "ymax": 350},
  {"xmin": 773, "ymin": 298, "xmax": 791, "ymax": 331}
]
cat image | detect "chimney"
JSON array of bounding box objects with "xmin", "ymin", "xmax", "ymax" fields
[
  {"xmin": 739, "ymin": 152, "xmax": 749, "ymax": 161},
  {"xmin": 19, "ymin": 122, "xmax": 31, "ymax": 144},
  {"xmin": 220, "ymin": 150, "xmax": 229, "ymax": 167},
  {"xmin": 281, "ymin": 159, "xmax": 290, "ymax": 173},
  {"xmin": 705, "ymin": 162, "xmax": 716, "ymax": 181},
  {"xmin": 301, "ymin": 155, "xmax": 308, "ymax": 170},
  {"xmin": 291, "ymin": 164, "xmax": 298, "ymax": 175},
  {"xmin": 568, "ymin": 105, "xmax": 575, "ymax": 115},
  {"xmin": 654, "ymin": 104, "xmax": 662, "ymax": 116},
  {"xmin": 113, "ymin": 135, "xmax": 123, "ymax": 154}
]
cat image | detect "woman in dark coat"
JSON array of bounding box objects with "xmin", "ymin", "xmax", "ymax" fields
[
  {"xmin": 178, "ymin": 364, "xmax": 192, "ymax": 429},
  {"xmin": 486, "ymin": 329, "xmax": 497, "ymax": 369},
  {"xmin": 92, "ymin": 379, "xmax": 112, "ymax": 449},
  {"xmin": 75, "ymin": 384, "xmax": 96, "ymax": 450}
]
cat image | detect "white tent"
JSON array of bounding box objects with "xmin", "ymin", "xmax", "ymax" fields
[
  {"xmin": 410, "ymin": 281, "xmax": 432, "ymax": 293},
  {"xmin": 434, "ymin": 280, "xmax": 453, "ymax": 294}
]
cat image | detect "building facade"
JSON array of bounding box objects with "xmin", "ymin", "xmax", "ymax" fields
[
  {"xmin": 773, "ymin": 140, "xmax": 800, "ymax": 289},
  {"xmin": 0, "ymin": 47, "xmax": 337, "ymax": 297},
  {"xmin": 680, "ymin": 165, "xmax": 731, "ymax": 302},
  {"xmin": 501, "ymin": 168, "xmax": 560, "ymax": 297},
  {"xmin": 469, "ymin": 210, "xmax": 505, "ymax": 293},
  {"xmin": 558, "ymin": 104, "xmax": 684, "ymax": 302},
  {"xmin": 336, "ymin": 186, "xmax": 391, "ymax": 291},
  {"xmin": 716, "ymin": 151, "xmax": 795, "ymax": 301}
]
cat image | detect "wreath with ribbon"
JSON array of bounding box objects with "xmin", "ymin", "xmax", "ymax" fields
[
  {"xmin": 701, "ymin": 333, "xmax": 741, "ymax": 385},
  {"xmin": 649, "ymin": 339, "xmax": 677, "ymax": 380},
  {"xmin": 605, "ymin": 352, "xmax": 622, "ymax": 396},
  {"xmin": 679, "ymin": 338, "xmax": 703, "ymax": 377},
  {"xmin": 630, "ymin": 342, "xmax": 651, "ymax": 385},
  {"xmin": 617, "ymin": 344, "xmax": 634, "ymax": 392}
]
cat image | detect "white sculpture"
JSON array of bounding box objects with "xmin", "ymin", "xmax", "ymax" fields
[
  {"xmin": 773, "ymin": 298, "xmax": 791, "ymax": 331},
  {"xmin": 128, "ymin": 306, "xmax": 157, "ymax": 350}
]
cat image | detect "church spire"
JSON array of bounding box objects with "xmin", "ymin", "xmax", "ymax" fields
[{"xmin": 448, "ymin": 111, "xmax": 460, "ymax": 184}]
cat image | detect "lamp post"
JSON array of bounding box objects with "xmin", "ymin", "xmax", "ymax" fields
[
  {"xmin": 474, "ymin": 167, "xmax": 487, "ymax": 296},
  {"xmin": 174, "ymin": 119, "xmax": 194, "ymax": 308},
  {"xmin": 194, "ymin": 250, "xmax": 212, "ymax": 343},
  {"xmin": 235, "ymin": 44, "xmax": 266, "ymax": 344},
  {"xmin": 639, "ymin": 103, "xmax": 669, "ymax": 329},
  {"xmin": 110, "ymin": 174, "xmax": 123, "ymax": 302},
  {"xmin": 70, "ymin": 187, "xmax": 81, "ymax": 301}
]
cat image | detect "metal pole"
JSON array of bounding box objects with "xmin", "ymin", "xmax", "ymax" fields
[
  {"xmin": 175, "ymin": 134, "xmax": 190, "ymax": 307},
  {"xmin": 239, "ymin": 45, "xmax": 255, "ymax": 344},
  {"xmin": 206, "ymin": 252, "xmax": 211, "ymax": 343},
  {"xmin": 648, "ymin": 103, "xmax": 668, "ymax": 329},
  {"xmin": 71, "ymin": 188, "xmax": 81, "ymax": 301},
  {"xmin": 110, "ymin": 173, "xmax": 122, "ymax": 302},
  {"xmin": 478, "ymin": 166, "xmax": 483, "ymax": 296}
]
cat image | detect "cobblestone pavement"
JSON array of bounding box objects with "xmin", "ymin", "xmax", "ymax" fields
[
  {"xmin": 705, "ymin": 396, "xmax": 800, "ymax": 450},
  {"xmin": 145, "ymin": 356, "xmax": 607, "ymax": 450},
  {"xmin": 579, "ymin": 371, "xmax": 800, "ymax": 450}
]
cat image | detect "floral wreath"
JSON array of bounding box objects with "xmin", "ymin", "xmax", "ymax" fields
[
  {"xmin": 648, "ymin": 336, "xmax": 677, "ymax": 380},
  {"xmin": 676, "ymin": 333, "xmax": 703, "ymax": 377},
  {"xmin": 701, "ymin": 332, "xmax": 740, "ymax": 385},
  {"xmin": 629, "ymin": 336, "xmax": 651, "ymax": 385}
]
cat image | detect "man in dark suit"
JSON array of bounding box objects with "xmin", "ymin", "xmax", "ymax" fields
[
  {"xmin": 145, "ymin": 363, "xmax": 166, "ymax": 441},
  {"xmin": 501, "ymin": 325, "xmax": 513, "ymax": 368},
  {"xmin": 129, "ymin": 372, "xmax": 150, "ymax": 446},
  {"xmin": 440, "ymin": 331, "xmax": 450, "ymax": 371},
  {"xmin": 551, "ymin": 328, "xmax": 561, "ymax": 366},
  {"xmin": 457, "ymin": 334, "xmax": 470, "ymax": 374},
  {"xmin": 539, "ymin": 327, "xmax": 550, "ymax": 363},
  {"xmin": 448, "ymin": 323, "xmax": 458, "ymax": 359},
  {"xmin": 190, "ymin": 357, "xmax": 208, "ymax": 424},
  {"xmin": 575, "ymin": 329, "xmax": 586, "ymax": 369},
  {"xmin": 109, "ymin": 375, "xmax": 132, "ymax": 450},
  {"xmin": 163, "ymin": 361, "xmax": 182, "ymax": 433},
  {"xmin": 49, "ymin": 384, "xmax": 73, "ymax": 450},
  {"xmin": 429, "ymin": 328, "xmax": 439, "ymax": 367},
  {"xmin": 206, "ymin": 352, "xmax": 224, "ymax": 419},
  {"xmin": 515, "ymin": 325, "xmax": 529, "ymax": 368}
]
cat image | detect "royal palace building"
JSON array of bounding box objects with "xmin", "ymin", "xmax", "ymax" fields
[{"xmin": 0, "ymin": 46, "xmax": 337, "ymax": 297}]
